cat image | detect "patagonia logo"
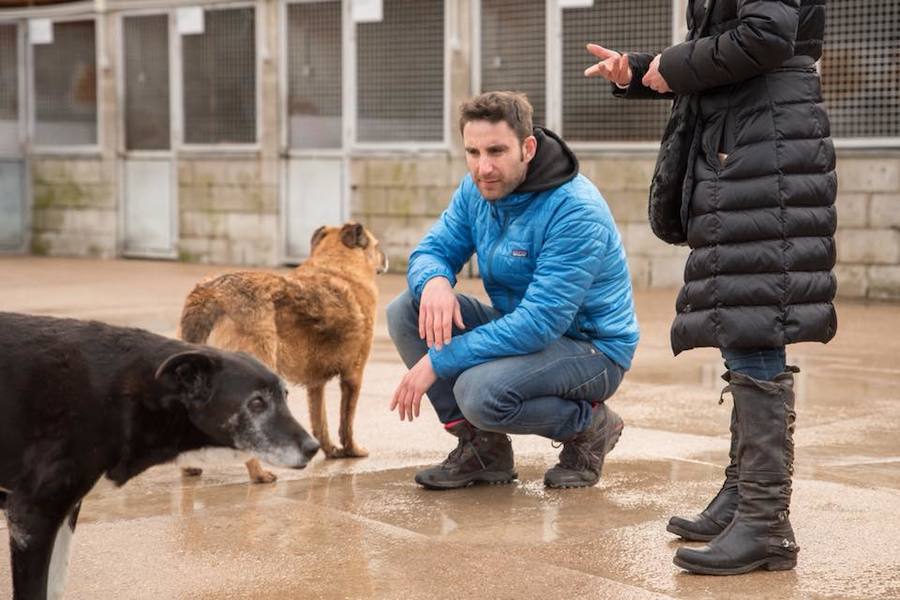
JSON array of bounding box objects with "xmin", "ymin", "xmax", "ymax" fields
[{"xmin": 511, "ymin": 248, "xmax": 528, "ymax": 258}]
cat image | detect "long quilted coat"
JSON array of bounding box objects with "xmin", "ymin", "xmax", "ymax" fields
[{"xmin": 617, "ymin": 0, "xmax": 837, "ymax": 353}]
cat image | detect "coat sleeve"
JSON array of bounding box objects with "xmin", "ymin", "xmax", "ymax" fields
[
  {"xmin": 659, "ymin": 0, "xmax": 800, "ymax": 95},
  {"xmin": 611, "ymin": 52, "xmax": 675, "ymax": 100},
  {"xmin": 427, "ymin": 202, "xmax": 611, "ymax": 379},
  {"xmin": 406, "ymin": 182, "xmax": 475, "ymax": 300}
]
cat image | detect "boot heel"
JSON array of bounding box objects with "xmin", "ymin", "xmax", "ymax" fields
[{"xmin": 764, "ymin": 556, "xmax": 797, "ymax": 571}]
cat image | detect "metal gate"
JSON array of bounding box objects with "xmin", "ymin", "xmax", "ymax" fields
[
  {"xmin": 0, "ymin": 22, "xmax": 26, "ymax": 252},
  {"xmin": 120, "ymin": 13, "xmax": 177, "ymax": 258},
  {"xmin": 282, "ymin": 0, "xmax": 346, "ymax": 261}
]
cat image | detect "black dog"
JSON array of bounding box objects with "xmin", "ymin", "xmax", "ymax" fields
[{"xmin": 0, "ymin": 312, "xmax": 320, "ymax": 600}]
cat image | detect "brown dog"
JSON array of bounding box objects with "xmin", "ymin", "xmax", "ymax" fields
[{"xmin": 178, "ymin": 222, "xmax": 387, "ymax": 482}]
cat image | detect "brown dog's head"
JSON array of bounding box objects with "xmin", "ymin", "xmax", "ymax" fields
[
  {"xmin": 310, "ymin": 222, "xmax": 389, "ymax": 274},
  {"xmin": 154, "ymin": 349, "xmax": 320, "ymax": 469}
]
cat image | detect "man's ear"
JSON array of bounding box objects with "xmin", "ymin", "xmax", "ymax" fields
[
  {"xmin": 340, "ymin": 222, "xmax": 369, "ymax": 249},
  {"xmin": 155, "ymin": 351, "xmax": 221, "ymax": 407},
  {"xmin": 522, "ymin": 135, "xmax": 538, "ymax": 163},
  {"xmin": 309, "ymin": 226, "xmax": 328, "ymax": 251}
]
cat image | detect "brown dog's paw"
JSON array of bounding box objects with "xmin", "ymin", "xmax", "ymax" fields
[
  {"xmin": 181, "ymin": 467, "xmax": 203, "ymax": 477},
  {"xmin": 250, "ymin": 470, "xmax": 278, "ymax": 484},
  {"xmin": 321, "ymin": 444, "xmax": 342, "ymax": 459},
  {"xmin": 332, "ymin": 445, "xmax": 370, "ymax": 459}
]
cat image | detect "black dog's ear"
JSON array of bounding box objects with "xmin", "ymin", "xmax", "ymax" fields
[
  {"xmin": 310, "ymin": 226, "xmax": 328, "ymax": 251},
  {"xmin": 155, "ymin": 351, "xmax": 221, "ymax": 406},
  {"xmin": 340, "ymin": 222, "xmax": 369, "ymax": 249}
]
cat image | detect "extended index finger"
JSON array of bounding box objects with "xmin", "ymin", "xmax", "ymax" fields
[{"xmin": 586, "ymin": 43, "xmax": 617, "ymax": 60}]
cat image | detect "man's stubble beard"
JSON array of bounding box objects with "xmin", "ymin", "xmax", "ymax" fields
[{"xmin": 484, "ymin": 150, "xmax": 529, "ymax": 203}]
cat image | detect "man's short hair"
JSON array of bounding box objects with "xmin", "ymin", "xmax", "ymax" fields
[{"xmin": 459, "ymin": 91, "xmax": 534, "ymax": 143}]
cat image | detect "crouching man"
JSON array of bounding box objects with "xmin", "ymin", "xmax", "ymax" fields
[{"xmin": 387, "ymin": 91, "xmax": 639, "ymax": 490}]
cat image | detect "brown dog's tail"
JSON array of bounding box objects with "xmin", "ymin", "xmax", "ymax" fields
[{"xmin": 179, "ymin": 286, "xmax": 225, "ymax": 344}]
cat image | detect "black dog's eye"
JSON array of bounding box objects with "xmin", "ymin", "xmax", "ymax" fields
[{"xmin": 248, "ymin": 395, "xmax": 268, "ymax": 414}]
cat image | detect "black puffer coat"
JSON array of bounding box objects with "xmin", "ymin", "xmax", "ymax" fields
[{"xmin": 615, "ymin": 0, "xmax": 836, "ymax": 354}]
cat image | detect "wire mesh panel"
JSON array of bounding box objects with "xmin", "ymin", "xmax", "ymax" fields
[
  {"xmin": 821, "ymin": 1, "xmax": 900, "ymax": 139},
  {"xmin": 562, "ymin": 0, "xmax": 671, "ymax": 142},
  {"xmin": 123, "ymin": 15, "xmax": 170, "ymax": 151},
  {"xmin": 480, "ymin": 0, "xmax": 545, "ymax": 127},
  {"xmin": 356, "ymin": 0, "xmax": 444, "ymax": 143},
  {"xmin": 0, "ymin": 23, "xmax": 19, "ymax": 155},
  {"xmin": 33, "ymin": 20, "xmax": 97, "ymax": 146},
  {"xmin": 287, "ymin": 0, "xmax": 342, "ymax": 149},
  {"xmin": 182, "ymin": 7, "xmax": 256, "ymax": 145}
]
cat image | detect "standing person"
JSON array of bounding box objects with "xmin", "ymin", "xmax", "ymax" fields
[
  {"xmin": 584, "ymin": 0, "xmax": 835, "ymax": 576},
  {"xmin": 386, "ymin": 91, "xmax": 639, "ymax": 491}
]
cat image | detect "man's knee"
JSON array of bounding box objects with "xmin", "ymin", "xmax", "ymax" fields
[
  {"xmin": 454, "ymin": 367, "xmax": 515, "ymax": 431},
  {"xmin": 386, "ymin": 290, "xmax": 418, "ymax": 341}
]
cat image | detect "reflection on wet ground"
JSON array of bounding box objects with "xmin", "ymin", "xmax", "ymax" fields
[{"xmin": 1, "ymin": 258, "xmax": 898, "ymax": 599}]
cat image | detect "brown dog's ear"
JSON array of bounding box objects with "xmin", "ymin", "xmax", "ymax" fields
[
  {"xmin": 340, "ymin": 223, "xmax": 369, "ymax": 249},
  {"xmin": 310, "ymin": 226, "xmax": 328, "ymax": 251}
]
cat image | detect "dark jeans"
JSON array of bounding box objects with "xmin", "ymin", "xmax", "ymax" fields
[
  {"xmin": 386, "ymin": 290, "xmax": 625, "ymax": 441},
  {"xmin": 721, "ymin": 347, "xmax": 786, "ymax": 381}
]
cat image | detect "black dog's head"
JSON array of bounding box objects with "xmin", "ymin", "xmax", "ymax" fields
[{"xmin": 155, "ymin": 349, "xmax": 319, "ymax": 468}]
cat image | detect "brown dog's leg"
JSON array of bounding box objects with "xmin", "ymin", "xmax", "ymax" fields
[
  {"xmin": 308, "ymin": 384, "xmax": 339, "ymax": 458},
  {"xmin": 244, "ymin": 457, "xmax": 277, "ymax": 484},
  {"xmin": 335, "ymin": 374, "xmax": 369, "ymax": 458}
]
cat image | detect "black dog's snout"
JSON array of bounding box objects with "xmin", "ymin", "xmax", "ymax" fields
[{"xmin": 302, "ymin": 438, "xmax": 320, "ymax": 460}]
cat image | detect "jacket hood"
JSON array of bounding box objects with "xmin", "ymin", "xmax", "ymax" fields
[{"xmin": 514, "ymin": 127, "xmax": 579, "ymax": 194}]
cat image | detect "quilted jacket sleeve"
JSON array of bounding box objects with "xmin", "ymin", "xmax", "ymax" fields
[
  {"xmin": 428, "ymin": 200, "xmax": 611, "ymax": 379},
  {"xmin": 407, "ymin": 182, "xmax": 475, "ymax": 300},
  {"xmin": 659, "ymin": 0, "xmax": 801, "ymax": 95},
  {"xmin": 611, "ymin": 52, "xmax": 675, "ymax": 100}
]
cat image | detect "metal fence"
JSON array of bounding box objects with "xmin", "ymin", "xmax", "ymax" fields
[
  {"xmin": 356, "ymin": 0, "xmax": 445, "ymax": 143},
  {"xmin": 182, "ymin": 7, "xmax": 256, "ymax": 145},
  {"xmin": 33, "ymin": 19, "xmax": 97, "ymax": 146}
]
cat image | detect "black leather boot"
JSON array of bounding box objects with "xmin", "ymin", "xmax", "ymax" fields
[
  {"xmin": 668, "ymin": 391, "xmax": 738, "ymax": 541},
  {"xmin": 674, "ymin": 367, "xmax": 800, "ymax": 575},
  {"xmin": 415, "ymin": 421, "xmax": 517, "ymax": 490}
]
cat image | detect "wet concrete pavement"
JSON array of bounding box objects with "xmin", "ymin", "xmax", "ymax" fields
[{"xmin": 1, "ymin": 256, "xmax": 898, "ymax": 599}]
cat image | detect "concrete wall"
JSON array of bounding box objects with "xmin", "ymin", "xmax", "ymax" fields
[
  {"xmin": 176, "ymin": 158, "xmax": 279, "ymax": 265},
  {"xmin": 833, "ymin": 154, "xmax": 900, "ymax": 300},
  {"xmin": 30, "ymin": 157, "xmax": 118, "ymax": 258},
  {"xmin": 350, "ymin": 156, "xmax": 467, "ymax": 274}
]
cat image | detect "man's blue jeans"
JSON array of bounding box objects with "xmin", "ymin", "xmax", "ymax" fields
[
  {"xmin": 386, "ymin": 290, "xmax": 625, "ymax": 441},
  {"xmin": 721, "ymin": 347, "xmax": 786, "ymax": 381}
]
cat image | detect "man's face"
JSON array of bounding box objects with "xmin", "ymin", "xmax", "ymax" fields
[{"xmin": 463, "ymin": 120, "xmax": 536, "ymax": 201}]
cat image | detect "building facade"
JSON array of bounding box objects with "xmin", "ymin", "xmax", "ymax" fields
[{"xmin": 0, "ymin": 0, "xmax": 898, "ymax": 300}]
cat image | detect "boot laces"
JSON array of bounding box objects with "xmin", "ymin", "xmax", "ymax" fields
[
  {"xmin": 441, "ymin": 438, "xmax": 488, "ymax": 471},
  {"xmin": 441, "ymin": 438, "xmax": 467, "ymax": 467}
]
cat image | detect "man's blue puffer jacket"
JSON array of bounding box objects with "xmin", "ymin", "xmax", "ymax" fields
[{"xmin": 407, "ymin": 129, "xmax": 639, "ymax": 380}]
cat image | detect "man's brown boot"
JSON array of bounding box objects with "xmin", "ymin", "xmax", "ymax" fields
[
  {"xmin": 544, "ymin": 403, "xmax": 624, "ymax": 489},
  {"xmin": 415, "ymin": 420, "xmax": 517, "ymax": 490}
]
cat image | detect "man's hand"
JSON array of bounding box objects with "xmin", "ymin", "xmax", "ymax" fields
[
  {"xmin": 390, "ymin": 354, "xmax": 438, "ymax": 422},
  {"xmin": 641, "ymin": 54, "xmax": 671, "ymax": 94},
  {"xmin": 584, "ymin": 44, "xmax": 632, "ymax": 86},
  {"xmin": 419, "ymin": 277, "xmax": 465, "ymax": 350}
]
